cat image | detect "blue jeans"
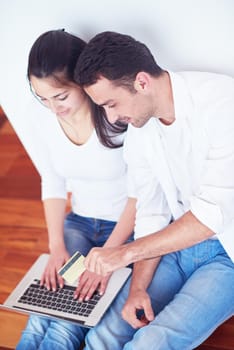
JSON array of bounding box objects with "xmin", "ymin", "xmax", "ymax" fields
[
  {"xmin": 85, "ymin": 239, "xmax": 234, "ymax": 350},
  {"xmin": 16, "ymin": 212, "xmax": 133, "ymax": 350}
]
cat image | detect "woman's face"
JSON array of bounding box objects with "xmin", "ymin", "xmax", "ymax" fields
[{"xmin": 30, "ymin": 75, "xmax": 87, "ymax": 120}]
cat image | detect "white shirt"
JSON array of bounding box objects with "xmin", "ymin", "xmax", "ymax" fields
[
  {"xmin": 33, "ymin": 112, "xmax": 128, "ymax": 222},
  {"xmin": 124, "ymin": 71, "xmax": 234, "ymax": 261}
]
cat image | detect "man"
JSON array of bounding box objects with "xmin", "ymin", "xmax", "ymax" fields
[{"xmin": 74, "ymin": 31, "xmax": 234, "ymax": 349}]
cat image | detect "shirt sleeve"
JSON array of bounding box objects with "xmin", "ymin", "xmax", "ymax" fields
[
  {"xmin": 124, "ymin": 125, "xmax": 171, "ymax": 239},
  {"xmin": 41, "ymin": 170, "xmax": 67, "ymax": 200},
  {"xmin": 30, "ymin": 126, "xmax": 67, "ymax": 201},
  {"xmin": 190, "ymin": 97, "xmax": 234, "ymax": 235}
]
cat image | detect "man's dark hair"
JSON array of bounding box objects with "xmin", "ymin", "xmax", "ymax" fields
[{"xmin": 75, "ymin": 31, "xmax": 164, "ymax": 90}]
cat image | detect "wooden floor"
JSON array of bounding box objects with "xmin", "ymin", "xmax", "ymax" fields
[
  {"xmin": 0, "ymin": 107, "xmax": 48, "ymax": 348},
  {"xmin": 0, "ymin": 107, "xmax": 233, "ymax": 349}
]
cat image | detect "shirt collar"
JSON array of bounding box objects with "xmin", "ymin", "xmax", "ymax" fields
[{"xmin": 168, "ymin": 71, "xmax": 193, "ymax": 122}]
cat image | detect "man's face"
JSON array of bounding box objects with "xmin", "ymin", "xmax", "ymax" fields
[{"xmin": 84, "ymin": 77, "xmax": 152, "ymax": 128}]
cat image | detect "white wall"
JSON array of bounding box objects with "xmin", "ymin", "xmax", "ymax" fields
[{"xmin": 0, "ymin": 0, "xmax": 234, "ymax": 171}]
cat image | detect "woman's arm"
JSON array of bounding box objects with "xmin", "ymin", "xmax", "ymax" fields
[
  {"xmin": 104, "ymin": 197, "xmax": 136, "ymax": 247},
  {"xmin": 41, "ymin": 198, "xmax": 70, "ymax": 290},
  {"xmin": 43, "ymin": 198, "xmax": 67, "ymax": 252}
]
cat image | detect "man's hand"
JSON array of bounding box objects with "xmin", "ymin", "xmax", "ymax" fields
[
  {"xmin": 40, "ymin": 249, "xmax": 70, "ymax": 291},
  {"xmin": 74, "ymin": 270, "xmax": 111, "ymax": 301},
  {"xmin": 121, "ymin": 289, "xmax": 155, "ymax": 329},
  {"xmin": 84, "ymin": 245, "xmax": 129, "ymax": 276}
]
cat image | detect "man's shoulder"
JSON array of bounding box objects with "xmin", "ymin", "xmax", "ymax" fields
[
  {"xmin": 174, "ymin": 70, "xmax": 234, "ymax": 89},
  {"xmin": 171, "ymin": 70, "xmax": 234, "ymax": 109}
]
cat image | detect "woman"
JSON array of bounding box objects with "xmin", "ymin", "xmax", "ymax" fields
[{"xmin": 16, "ymin": 29, "xmax": 135, "ymax": 350}]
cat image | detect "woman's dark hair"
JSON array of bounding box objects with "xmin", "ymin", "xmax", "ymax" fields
[{"xmin": 28, "ymin": 29, "xmax": 127, "ymax": 148}]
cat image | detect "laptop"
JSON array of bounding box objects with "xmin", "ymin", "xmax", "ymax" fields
[{"xmin": 1, "ymin": 254, "xmax": 131, "ymax": 328}]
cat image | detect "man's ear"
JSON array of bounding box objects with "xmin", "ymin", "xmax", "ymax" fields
[{"xmin": 133, "ymin": 72, "xmax": 150, "ymax": 92}]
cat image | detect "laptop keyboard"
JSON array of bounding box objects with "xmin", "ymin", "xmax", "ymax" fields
[{"xmin": 17, "ymin": 279, "xmax": 101, "ymax": 317}]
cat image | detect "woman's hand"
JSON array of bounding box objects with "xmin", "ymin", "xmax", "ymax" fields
[
  {"xmin": 40, "ymin": 248, "xmax": 70, "ymax": 291},
  {"xmin": 74, "ymin": 270, "xmax": 111, "ymax": 301}
]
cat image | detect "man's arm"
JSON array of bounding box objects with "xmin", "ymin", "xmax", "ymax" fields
[{"xmin": 84, "ymin": 210, "xmax": 214, "ymax": 275}]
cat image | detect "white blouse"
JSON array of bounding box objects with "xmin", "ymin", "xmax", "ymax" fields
[{"xmin": 31, "ymin": 109, "xmax": 128, "ymax": 222}]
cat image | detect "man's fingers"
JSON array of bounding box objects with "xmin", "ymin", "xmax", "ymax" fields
[
  {"xmin": 84, "ymin": 248, "xmax": 116, "ymax": 276},
  {"xmin": 129, "ymin": 317, "xmax": 146, "ymax": 329},
  {"xmin": 84, "ymin": 252, "xmax": 96, "ymax": 273},
  {"xmin": 121, "ymin": 291, "xmax": 155, "ymax": 329},
  {"xmin": 122, "ymin": 306, "xmax": 146, "ymax": 329},
  {"xmin": 143, "ymin": 301, "xmax": 154, "ymax": 322}
]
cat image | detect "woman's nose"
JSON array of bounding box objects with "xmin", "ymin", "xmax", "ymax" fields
[
  {"xmin": 106, "ymin": 110, "xmax": 118, "ymax": 124},
  {"xmin": 49, "ymin": 100, "xmax": 60, "ymax": 113}
]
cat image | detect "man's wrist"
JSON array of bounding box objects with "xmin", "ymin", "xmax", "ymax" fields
[
  {"xmin": 121, "ymin": 241, "xmax": 139, "ymax": 266},
  {"xmin": 123, "ymin": 240, "xmax": 144, "ymax": 265}
]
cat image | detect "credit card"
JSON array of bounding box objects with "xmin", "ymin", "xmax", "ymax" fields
[{"xmin": 58, "ymin": 251, "xmax": 86, "ymax": 284}]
